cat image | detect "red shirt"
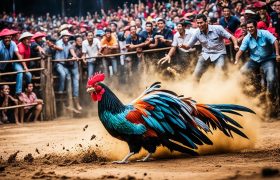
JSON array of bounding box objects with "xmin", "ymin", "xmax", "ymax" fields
[{"xmin": 17, "ymin": 42, "xmax": 31, "ymax": 59}]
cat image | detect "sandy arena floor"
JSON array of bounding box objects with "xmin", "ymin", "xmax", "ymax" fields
[{"xmin": 0, "ymin": 116, "xmax": 280, "ymax": 180}]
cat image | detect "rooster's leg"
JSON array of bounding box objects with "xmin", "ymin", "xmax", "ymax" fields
[
  {"xmin": 112, "ymin": 152, "xmax": 135, "ymax": 164},
  {"xmin": 136, "ymin": 153, "xmax": 153, "ymax": 162}
]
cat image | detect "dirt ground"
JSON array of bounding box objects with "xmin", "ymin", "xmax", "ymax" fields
[{"xmin": 0, "ymin": 116, "xmax": 280, "ymax": 180}]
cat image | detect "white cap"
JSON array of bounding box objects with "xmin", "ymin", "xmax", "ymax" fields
[
  {"xmin": 19, "ymin": 32, "xmax": 34, "ymax": 41},
  {"xmin": 245, "ymin": 9, "xmax": 256, "ymax": 15},
  {"xmin": 59, "ymin": 30, "xmax": 73, "ymax": 38}
]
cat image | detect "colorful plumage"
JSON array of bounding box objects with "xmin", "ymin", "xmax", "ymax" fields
[{"xmin": 87, "ymin": 73, "xmax": 255, "ymax": 163}]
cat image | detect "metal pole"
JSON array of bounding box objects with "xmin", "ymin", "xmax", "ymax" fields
[
  {"xmin": 100, "ymin": 0, "xmax": 104, "ymax": 9},
  {"xmin": 79, "ymin": 0, "xmax": 82, "ymax": 19},
  {"xmin": 12, "ymin": 0, "xmax": 16, "ymax": 16},
  {"xmin": 61, "ymin": 0, "xmax": 65, "ymax": 16}
]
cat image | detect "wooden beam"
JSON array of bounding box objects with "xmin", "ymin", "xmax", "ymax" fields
[
  {"xmin": 0, "ymin": 68, "xmax": 45, "ymax": 76},
  {"xmin": 0, "ymin": 103, "xmax": 40, "ymax": 110}
]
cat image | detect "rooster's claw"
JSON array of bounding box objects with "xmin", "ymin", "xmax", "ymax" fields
[{"xmin": 112, "ymin": 160, "xmax": 129, "ymax": 164}]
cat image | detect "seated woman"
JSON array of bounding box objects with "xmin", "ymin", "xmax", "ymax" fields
[
  {"xmin": 18, "ymin": 83, "xmax": 43, "ymax": 122},
  {"xmin": 0, "ymin": 85, "xmax": 20, "ymax": 124}
]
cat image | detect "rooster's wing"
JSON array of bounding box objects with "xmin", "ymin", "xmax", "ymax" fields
[{"xmin": 122, "ymin": 82, "xmax": 255, "ymax": 153}]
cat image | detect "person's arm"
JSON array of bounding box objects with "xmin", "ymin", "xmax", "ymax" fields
[
  {"xmin": 108, "ymin": 37, "xmax": 119, "ymax": 50},
  {"xmin": 263, "ymin": 30, "xmax": 279, "ymax": 61},
  {"xmin": 69, "ymin": 45, "xmax": 78, "ymax": 59},
  {"xmin": 108, "ymin": 44, "xmax": 119, "ymax": 50},
  {"xmin": 17, "ymin": 45, "xmax": 29, "ymax": 71},
  {"xmin": 14, "ymin": 51, "xmax": 23, "ymax": 61},
  {"xmin": 234, "ymin": 35, "xmax": 249, "ymax": 64},
  {"xmin": 218, "ymin": 25, "xmax": 239, "ymax": 50},
  {"xmin": 127, "ymin": 36, "xmax": 147, "ymax": 50},
  {"xmin": 157, "ymin": 46, "xmax": 177, "ymax": 65},
  {"xmin": 235, "ymin": 50, "xmax": 244, "ymax": 64},
  {"xmin": 101, "ymin": 9, "xmax": 107, "ymax": 17},
  {"xmin": 36, "ymin": 99, "xmax": 43, "ymax": 104},
  {"xmin": 149, "ymin": 38, "xmax": 158, "ymax": 48},
  {"xmin": 274, "ymin": 39, "xmax": 280, "ymax": 62},
  {"xmin": 127, "ymin": 43, "xmax": 145, "ymax": 50},
  {"xmin": 35, "ymin": 45, "xmax": 46, "ymax": 55},
  {"xmin": 159, "ymin": 37, "xmax": 172, "ymax": 46},
  {"xmin": 159, "ymin": 30, "xmax": 173, "ymax": 46},
  {"xmin": 21, "ymin": 62, "xmax": 28, "ymax": 72},
  {"xmin": 53, "ymin": 41, "xmax": 63, "ymax": 51},
  {"xmin": 181, "ymin": 0, "xmax": 185, "ymax": 10},
  {"xmin": 230, "ymin": 35, "xmax": 240, "ymax": 51},
  {"xmin": 52, "ymin": 44, "xmax": 63, "ymax": 51},
  {"xmin": 181, "ymin": 31, "xmax": 199, "ymax": 50},
  {"xmin": 8, "ymin": 95, "xmax": 18, "ymax": 104}
]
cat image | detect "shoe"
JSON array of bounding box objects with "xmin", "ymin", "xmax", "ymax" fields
[{"xmin": 73, "ymin": 97, "xmax": 82, "ymax": 111}]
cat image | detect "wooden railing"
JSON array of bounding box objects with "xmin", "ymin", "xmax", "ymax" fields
[{"xmin": 0, "ymin": 47, "xmax": 172, "ymax": 120}]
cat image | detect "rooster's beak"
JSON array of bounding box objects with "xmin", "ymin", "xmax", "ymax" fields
[{"xmin": 87, "ymin": 87, "xmax": 95, "ymax": 93}]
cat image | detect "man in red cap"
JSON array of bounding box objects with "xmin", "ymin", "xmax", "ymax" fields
[
  {"xmin": 0, "ymin": 28, "xmax": 23, "ymax": 83},
  {"xmin": 31, "ymin": 32, "xmax": 46, "ymax": 58}
]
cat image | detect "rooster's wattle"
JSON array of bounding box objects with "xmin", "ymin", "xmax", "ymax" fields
[{"xmin": 86, "ymin": 73, "xmax": 255, "ymax": 163}]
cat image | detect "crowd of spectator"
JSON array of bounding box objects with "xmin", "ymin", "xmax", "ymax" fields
[{"xmin": 0, "ymin": 0, "xmax": 280, "ymax": 124}]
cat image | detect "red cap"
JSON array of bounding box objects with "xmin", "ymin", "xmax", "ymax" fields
[
  {"xmin": 96, "ymin": 24, "xmax": 103, "ymax": 30},
  {"xmin": 0, "ymin": 28, "xmax": 18, "ymax": 37},
  {"xmin": 254, "ymin": 1, "xmax": 266, "ymax": 8},
  {"xmin": 32, "ymin": 32, "xmax": 46, "ymax": 39},
  {"xmin": 80, "ymin": 27, "xmax": 87, "ymax": 33}
]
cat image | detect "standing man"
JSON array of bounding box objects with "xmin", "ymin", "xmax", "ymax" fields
[
  {"xmin": 82, "ymin": 31, "xmax": 101, "ymax": 78},
  {"xmin": 159, "ymin": 14, "xmax": 239, "ymax": 82},
  {"xmin": 125, "ymin": 26, "xmax": 147, "ymax": 78},
  {"xmin": 69, "ymin": 35, "xmax": 83, "ymax": 111},
  {"xmin": 139, "ymin": 22, "xmax": 155, "ymax": 49},
  {"xmin": 153, "ymin": 19, "xmax": 173, "ymax": 49},
  {"xmin": 158, "ymin": 21, "xmax": 195, "ymax": 64},
  {"xmin": 100, "ymin": 28, "xmax": 119, "ymax": 77},
  {"xmin": 235, "ymin": 19, "xmax": 280, "ymax": 118},
  {"xmin": 54, "ymin": 30, "xmax": 72, "ymax": 97}
]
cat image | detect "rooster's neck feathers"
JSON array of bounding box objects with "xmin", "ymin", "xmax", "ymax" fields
[{"xmin": 98, "ymin": 83, "xmax": 126, "ymax": 114}]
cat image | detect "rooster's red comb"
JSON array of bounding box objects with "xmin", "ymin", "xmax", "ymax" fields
[{"xmin": 87, "ymin": 72, "xmax": 105, "ymax": 87}]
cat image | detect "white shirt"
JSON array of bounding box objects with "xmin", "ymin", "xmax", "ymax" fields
[
  {"xmin": 82, "ymin": 38, "xmax": 101, "ymax": 62},
  {"xmin": 172, "ymin": 29, "xmax": 196, "ymax": 53},
  {"xmin": 187, "ymin": 25, "xmax": 232, "ymax": 61}
]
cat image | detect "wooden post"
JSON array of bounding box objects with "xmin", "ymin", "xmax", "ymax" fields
[
  {"xmin": 40, "ymin": 57, "xmax": 46, "ymax": 120},
  {"xmin": 41, "ymin": 56, "xmax": 57, "ymax": 120}
]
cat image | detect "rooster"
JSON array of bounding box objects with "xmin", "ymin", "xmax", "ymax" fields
[{"xmin": 86, "ymin": 73, "xmax": 255, "ymax": 164}]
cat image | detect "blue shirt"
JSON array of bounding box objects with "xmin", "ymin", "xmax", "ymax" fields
[
  {"xmin": 153, "ymin": 28, "xmax": 173, "ymax": 48},
  {"xmin": 55, "ymin": 39, "xmax": 72, "ymax": 63},
  {"xmin": 240, "ymin": 30, "xmax": 276, "ymax": 62},
  {"xmin": 139, "ymin": 30, "xmax": 154, "ymax": 41},
  {"xmin": 0, "ymin": 40, "xmax": 18, "ymax": 71},
  {"xmin": 126, "ymin": 34, "xmax": 145, "ymax": 45},
  {"xmin": 187, "ymin": 25, "xmax": 232, "ymax": 61},
  {"xmin": 219, "ymin": 16, "xmax": 240, "ymax": 33}
]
